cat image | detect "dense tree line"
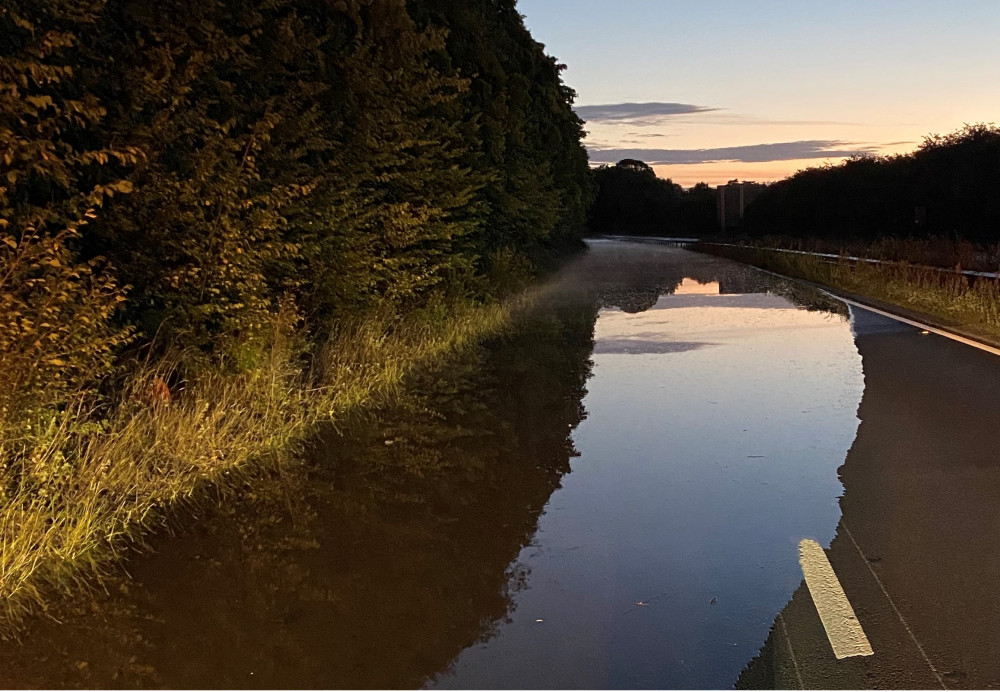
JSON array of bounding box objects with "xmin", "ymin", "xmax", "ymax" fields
[
  {"xmin": 587, "ymin": 159, "xmax": 716, "ymax": 236},
  {"xmin": 744, "ymin": 124, "xmax": 1000, "ymax": 242},
  {"xmin": 0, "ymin": 0, "xmax": 592, "ymax": 405}
]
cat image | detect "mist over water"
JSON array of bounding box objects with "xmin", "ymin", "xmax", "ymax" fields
[
  {"xmin": 0, "ymin": 242, "xmax": 867, "ymax": 688},
  {"xmin": 433, "ymin": 241, "xmax": 864, "ymax": 689}
]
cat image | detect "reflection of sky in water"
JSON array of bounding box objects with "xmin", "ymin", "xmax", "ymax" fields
[
  {"xmin": 595, "ymin": 290, "xmax": 849, "ymax": 354},
  {"xmin": 436, "ymin": 280, "xmax": 865, "ymax": 689}
]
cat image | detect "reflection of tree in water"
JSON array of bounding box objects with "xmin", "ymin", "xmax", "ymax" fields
[
  {"xmin": 747, "ymin": 274, "xmax": 848, "ymax": 316},
  {"xmin": 553, "ymin": 242, "xmax": 848, "ymax": 316},
  {"xmin": 0, "ymin": 242, "xmax": 851, "ymax": 688},
  {"xmin": 0, "ymin": 297, "xmax": 599, "ymax": 689}
]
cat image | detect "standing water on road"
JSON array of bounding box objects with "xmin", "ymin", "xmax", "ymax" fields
[
  {"xmin": 1, "ymin": 240, "xmax": 954, "ymax": 689},
  {"xmin": 432, "ymin": 241, "xmax": 864, "ymax": 689}
]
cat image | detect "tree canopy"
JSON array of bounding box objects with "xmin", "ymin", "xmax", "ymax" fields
[
  {"xmin": 744, "ymin": 124, "xmax": 1000, "ymax": 242},
  {"xmin": 587, "ymin": 160, "xmax": 716, "ymax": 236},
  {"xmin": 0, "ymin": 0, "xmax": 594, "ymax": 397}
]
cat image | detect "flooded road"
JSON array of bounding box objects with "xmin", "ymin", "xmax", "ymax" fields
[
  {"xmin": 431, "ymin": 244, "xmax": 863, "ymax": 689},
  {"xmin": 2, "ymin": 240, "xmax": 999, "ymax": 688}
]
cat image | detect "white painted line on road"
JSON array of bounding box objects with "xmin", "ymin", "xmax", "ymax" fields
[
  {"xmin": 777, "ymin": 612, "xmax": 805, "ymax": 689},
  {"xmin": 744, "ymin": 264, "xmax": 1000, "ymax": 358},
  {"xmin": 798, "ymin": 539, "xmax": 874, "ymax": 660},
  {"xmin": 830, "ymin": 293, "xmax": 1000, "ymax": 358},
  {"xmin": 841, "ymin": 521, "xmax": 948, "ymax": 689}
]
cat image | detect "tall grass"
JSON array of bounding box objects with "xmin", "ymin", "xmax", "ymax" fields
[
  {"xmin": 0, "ymin": 298, "xmax": 518, "ymax": 631},
  {"xmin": 696, "ymin": 243, "xmax": 1000, "ymax": 342}
]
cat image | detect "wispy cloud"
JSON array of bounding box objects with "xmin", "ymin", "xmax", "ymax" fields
[
  {"xmin": 575, "ymin": 102, "xmax": 716, "ymax": 122},
  {"xmin": 673, "ymin": 113, "xmax": 867, "ymax": 127},
  {"xmin": 587, "ymin": 140, "xmax": 881, "ymax": 165},
  {"xmin": 575, "ymin": 102, "xmax": 873, "ymax": 128}
]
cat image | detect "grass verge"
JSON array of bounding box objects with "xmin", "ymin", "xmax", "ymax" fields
[
  {"xmin": 694, "ymin": 243, "xmax": 1000, "ymax": 344},
  {"xmin": 741, "ymin": 235, "xmax": 1000, "ymax": 274},
  {"xmin": 0, "ymin": 297, "xmax": 521, "ymax": 632}
]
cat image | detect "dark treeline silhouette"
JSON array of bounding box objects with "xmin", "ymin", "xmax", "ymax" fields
[
  {"xmin": 1, "ymin": 0, "xmax": 592, "ymax": 386},
  {"xmin": 410, "ymin": 0, "xmax": 595, "ymax": 254},
  {"xmin": 744, "ymin": 124, "xmax": 1000, "ymax": 242},
  {"xmin": 587, "ymin": 159, "xmax": 716, "ymax": 236}
]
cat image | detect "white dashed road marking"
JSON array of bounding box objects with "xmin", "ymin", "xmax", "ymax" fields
[{"xmin": 798, "ymin": 538, "xmax": 874, "ymax": 659}]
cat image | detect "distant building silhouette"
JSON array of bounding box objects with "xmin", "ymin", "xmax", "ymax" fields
[{"xmin": 717, "ymin": 180, "xmax": 765, "ymax": 228}]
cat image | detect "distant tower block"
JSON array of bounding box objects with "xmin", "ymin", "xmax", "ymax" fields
[{"xmin": 717, "ymin": 180, "xmax": 765, "ymax": 229}]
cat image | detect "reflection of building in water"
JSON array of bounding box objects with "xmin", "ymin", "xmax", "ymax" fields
[
  {"xmin": 718, "ymin": 269, "xmax": 772, "ymax": 295},
  {"xmin": 672, "ymin": 277, "xmax": 720, "ymax": 295},
  {"xmin": 738, "ymin": 307, "xmax": 1000, "ymax": 689},
  {"xmin": 717, "ymin": 180, "xmax": 765, "ymax": 228}
]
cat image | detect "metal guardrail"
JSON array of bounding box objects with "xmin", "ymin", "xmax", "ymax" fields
[
  {"xmin": 600, "ymin": 235, "xmax": 700, "ymax": 247},
  {"xmin": 697, "ymin": 243, "xmax": 1000, "ymax": 279},
  {"xmin": 600, "ymin": 233, "xmax": 1000, "ymax": 355},
  {"xmin": 601, "ymin": 235, "xmax": 1000, "ymax": 279}
]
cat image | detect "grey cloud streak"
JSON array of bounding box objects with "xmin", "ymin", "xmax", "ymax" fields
[
  {"xmin": 574, "ymin": 102, "xmax": 716, "ymax": 122},
  {"xmin": 574, "ymin": 102, "xmax": 864, "ymax": 128},
  {"xmin": 587, "ymin": 140, "xmax": 880, "ymax": 165}
]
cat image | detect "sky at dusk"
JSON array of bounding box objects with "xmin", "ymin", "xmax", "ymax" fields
[{"xmin": 517, "ymin": 0, "xmax": 1000, "ymax": 187}]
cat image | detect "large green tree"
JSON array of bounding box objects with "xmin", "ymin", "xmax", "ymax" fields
[
  {"xmin": 0, "ymin": 0, "xmax": 134, "ymax": 416},
  {"xmin": 743, "ymin": 124, "xmax": 1000, "ymax": 243},
  {"xmin": 2, "ymin": 0, "xmax": 594, "ymax": 377},
  {"xmin": 408, "ymin": 0, "xmax": 595, "ymax": 255}
]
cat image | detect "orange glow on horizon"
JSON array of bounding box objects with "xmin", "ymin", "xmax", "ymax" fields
[
  {"xmin": 584, "ymin": 115, "xmax": 923, "ymax": 188},
  {"xmin": 649, "ymin": 158, "xmax": 851, "ymax": 188}
]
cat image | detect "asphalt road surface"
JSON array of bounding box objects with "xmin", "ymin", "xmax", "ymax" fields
[{"xmin": 739, "ymin": 305, "xmax": 1000, "ymax": 689}]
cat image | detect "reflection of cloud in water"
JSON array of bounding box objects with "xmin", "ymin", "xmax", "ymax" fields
[
  {"xmin": 645, "ymin": 293, "xmax": 794, "ymax": 310},
  {"xmin": 600, "ymin": 292, "xmax": 805, "ymax": 315},
  {"xmin": 592, "ymin": 339, "xmax": 714, "ymax": 355}
]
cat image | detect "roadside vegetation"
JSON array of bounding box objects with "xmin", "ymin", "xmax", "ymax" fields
[
  {"xmin": 728, "ymin": 235, "xmax": 1000, "ymax": 275},
  {"xmin": 0, "ymin": 299, "xmax": 519, "ymax": 631},
  {"xmin": 588, "ymin": 159, "xmax": 717, "ymax": 237},
  {"xmin": 685, "ymin": 125, "xmax": 1000, "ymax": 341},
  {"xmin": 743, "ymin": 124, "xmax": 1000, "ymax": 244},
  {"xmin": 0, "ymin": 0, "xmax": 592, "ymax": 629},
  {"xmin": 695, "ymin": 243, "xmax": 1000, "ymax": 344}
]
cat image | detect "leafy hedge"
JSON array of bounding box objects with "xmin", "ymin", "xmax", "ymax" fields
[{"xmin": 0, "ymin": 0, "xmax": 593, "ymax": 412}]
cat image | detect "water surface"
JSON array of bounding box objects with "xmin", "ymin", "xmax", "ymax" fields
[
  {"xmin": 432, "ymin": 242, "xmax": 864, "ymax": 688},
  {"xmin": 0, "ymin": 241, "xmax": 906, "ymax": 688}
]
